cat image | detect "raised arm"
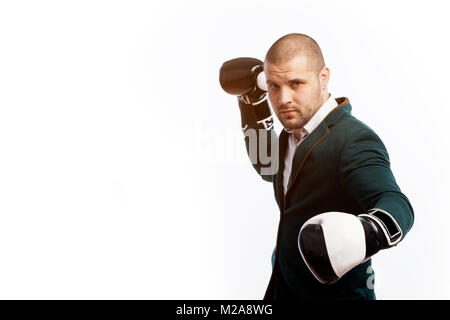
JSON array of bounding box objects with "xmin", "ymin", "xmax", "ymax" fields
[{"xmin": 219, "ymin": 57, "xmax": 279, "ymax": 182}]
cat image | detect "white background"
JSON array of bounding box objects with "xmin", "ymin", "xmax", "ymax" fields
[{"xmin": 0, "ymin": 0, "xmax": 448, "ymax": 299}]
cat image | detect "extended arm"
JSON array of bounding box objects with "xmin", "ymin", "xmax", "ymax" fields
[{"xmin": 298, "ymin": 127, "xmax": 414, "ymax": 284}]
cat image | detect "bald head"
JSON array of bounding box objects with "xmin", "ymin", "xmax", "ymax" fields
[{"xmin": 265, "ymin": 33, "xmax": 325, "ymax": 74}]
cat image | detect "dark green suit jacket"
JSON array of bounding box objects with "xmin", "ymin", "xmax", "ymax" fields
[{"xmin": 245, "ymin": 97, "xmax": 414, "ymax": 300}]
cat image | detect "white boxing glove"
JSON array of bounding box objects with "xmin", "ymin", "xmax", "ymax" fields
[{"xmin": 298, "ymin": 209, "xmax": 402, "ymax": 284}]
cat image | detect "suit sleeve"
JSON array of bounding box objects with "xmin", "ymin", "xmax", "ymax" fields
[{"xmin": 339, "ymin": 126, "xmax": 414, "ymax": 239}]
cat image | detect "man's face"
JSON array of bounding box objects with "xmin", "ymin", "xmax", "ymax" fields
[{"xmin": 264, "ymin": 55, "xmax": 326, "ymax": 130}]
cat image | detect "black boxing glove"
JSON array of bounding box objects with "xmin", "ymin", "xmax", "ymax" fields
[{"xmin": 219, "ymin": 57, "xmax": 274, "ymax": 131}]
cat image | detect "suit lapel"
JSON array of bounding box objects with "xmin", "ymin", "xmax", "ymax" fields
[
  {"xmin": 285, "ymin": 122, "xmax": 330, "ymax": 197},
  {"xmin": 277, "ymin": 97, "xmax": 351, "ymax": 210},
  {"xmin": 274, "ymin": 129, "xmax": 288, "ymax": 211}
]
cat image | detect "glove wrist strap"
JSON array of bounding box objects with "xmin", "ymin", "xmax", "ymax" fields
[{"xmin": 359, "ymin": 208, "xmax": 403, "ymax": 247}]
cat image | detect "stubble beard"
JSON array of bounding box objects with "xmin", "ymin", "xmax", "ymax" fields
[
  {"xmin": 279, "ymin": 102, "xmax": 316, "ymax": 130},
  {"xmin": 274, "ymin": 83, "xmax": 325, "ymax": 130},
  {"xmin": 281, "ymin": 112, "xmax": 306, "ymax": 130},
  {"xmin": 290, "ymin": 91, "xmax": 323, "ymax": 130}
]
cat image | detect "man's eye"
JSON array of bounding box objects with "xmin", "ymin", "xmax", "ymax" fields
[
  {"xmin": 293, "ymin": 81, "xmax": 301, "ymax": 86},
  {"xmin": 269, "ymin": 84, "xmax": 279, "ymax": 89}
]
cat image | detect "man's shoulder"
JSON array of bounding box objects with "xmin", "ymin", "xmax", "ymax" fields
[
  {"xmin": 323, "ymin": 113, "xmax": 387, "ymax": 155},
  {"xmin": 328, "ymin": 113, "xmax": 389, "ymax": 160},
  {"xmin": 324, "ymin": 99, "xmax": 376, "ymax": 137},
  {"xmin": 333, "ymin": 112, "xmax": 379, "ymax": 138}
]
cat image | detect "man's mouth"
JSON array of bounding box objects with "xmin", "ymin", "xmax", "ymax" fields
[{"xmin": 281, "ymin": 110, "xmax": 296, "ymax": 116}]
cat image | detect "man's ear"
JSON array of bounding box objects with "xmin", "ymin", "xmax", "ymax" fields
[{"xmin": 319, "ymin": 67, "xmax": 330, "ymax": 89}]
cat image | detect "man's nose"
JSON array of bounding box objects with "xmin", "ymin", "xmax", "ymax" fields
[{"xmin": 278, "ymin": 87, "xmax": 293, "ymax": 106}]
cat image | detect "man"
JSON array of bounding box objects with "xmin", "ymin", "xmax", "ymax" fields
[{"xmin": 219, "ymin": 33, "xmax": 414, "ymax": 300}]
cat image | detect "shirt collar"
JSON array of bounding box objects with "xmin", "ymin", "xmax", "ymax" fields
[{"xmin": 283, "ymin": 94, "xmax": 338, "ymax": 135}]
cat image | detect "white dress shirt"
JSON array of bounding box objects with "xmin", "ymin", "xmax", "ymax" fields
[{"xmin": 282, "ymin": 94, "xmax": 338, "ymax": 196}]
